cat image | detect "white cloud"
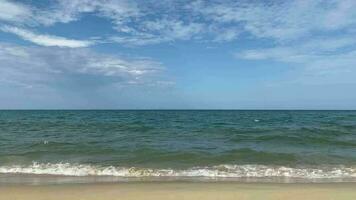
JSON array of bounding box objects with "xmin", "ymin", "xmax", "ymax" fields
[
  {"xmin": 111, "ymin": 19, "xmax": 204, "ymax": 45},
  {"xmin": 143, "ymin": 20, "xmax": 203, "ymax": 40},
  {"xmin": 0, "ymin": 0, "xmax": 139, "ymax": 26},
  {"xmin": 1, "ymin": 26, "xmax": 94, "ymax": 48},
  {"xmin": 0, "ymin": 0, "xmax": 32, "ymax": 22},
  {"xmin": 0, "ymin": 43, "xmax": 164, "ymax": 88},
  {"xmin": 212, "ymin": 0, "xmax": 356, "ymax": 85},
  {"xmin": 107, "ymin": 0, "xmax": 356, "ymax": 45},
  {"xmin": 0, "ymin": 1, "xmax": 215, "ymax": 45},
  {"xmin": 2, "ymin": 0, "xmax": 356, "ymax": 46},
  {"xmin": 190, "ymin": 0, "xmax": 356, "ymax": 41},
  {"xmin": 236, "ymin": 35, "xmax": 356, "ymax": 84},
  {"xmin": 237, "ymin": 48, "xmax": 295, "ymax": 61},
  {"xmin": 237, "ymin": 34, "xmax": 356, "ymax": 62},
  {"xmin": 322, "ymin": 0, "xmax": 356, "ymax": 30},
  {"xmin": 35, "ymin": 0, "xmax": 139, "ymax": 26}
]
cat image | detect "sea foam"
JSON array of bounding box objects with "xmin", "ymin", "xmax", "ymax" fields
[{"xmin": 0, "ymin": 162, "xmax": 355, "ymax": 179}]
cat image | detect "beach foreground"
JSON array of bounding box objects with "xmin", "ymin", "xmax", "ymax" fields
[{"xmin": 1, "ymin": 182, "xmax": 355, "ymax": 200}]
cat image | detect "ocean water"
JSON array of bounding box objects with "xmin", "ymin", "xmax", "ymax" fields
[{"xmin": 0, "ymin": 110, "xmax": 356, "ymax": 183}]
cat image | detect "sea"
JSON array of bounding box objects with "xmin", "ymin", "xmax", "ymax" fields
[{"xmin": 0, "ymin": 110, "xmax": 356, "ymax": 184}]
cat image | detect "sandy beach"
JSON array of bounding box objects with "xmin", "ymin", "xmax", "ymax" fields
[{"xmin": 1, "ymin": 182, "xmax": 355, "ymax": 200}]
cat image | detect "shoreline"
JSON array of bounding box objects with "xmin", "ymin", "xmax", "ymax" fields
[
  {"xmin": 2, "ymin": 173, "xmax": 356, "ymax": 185},
  {"xmin": 1, "ymin": 182, "xmax": 356, "ymax": 200}
]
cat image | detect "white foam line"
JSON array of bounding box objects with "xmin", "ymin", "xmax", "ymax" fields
[{"xmin": 0, "ymin": 163, "xmax": 356, "ymax": 179}]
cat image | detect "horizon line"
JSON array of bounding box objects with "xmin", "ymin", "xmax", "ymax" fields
[{"xmin": 1, "ymin": 109, "xmax": 356, "ymax": 111}]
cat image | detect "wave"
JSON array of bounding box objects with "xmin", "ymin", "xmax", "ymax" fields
[{"xmin": 1, "ymin": 163, "xmax": 355, "ymax": 179}]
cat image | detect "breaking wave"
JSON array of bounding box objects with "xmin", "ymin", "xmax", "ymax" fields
[{"xmin": 1, "ymin": 162, "xmax": 356, "ymax": 179}]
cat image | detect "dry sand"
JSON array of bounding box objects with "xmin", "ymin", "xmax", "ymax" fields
[{"xmin": 1, "ymin": 182, "xmax": 356, "ymax": 200}]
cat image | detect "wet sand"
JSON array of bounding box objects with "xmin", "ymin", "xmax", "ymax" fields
[{"xmin": 1, "ymin": 182, "xmax": 355, "ymax": 200}]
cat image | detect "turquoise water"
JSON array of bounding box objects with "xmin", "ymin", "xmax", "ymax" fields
[{"xmin": 0, "ymin": 110, "xmax": 356, "ymax": 181}]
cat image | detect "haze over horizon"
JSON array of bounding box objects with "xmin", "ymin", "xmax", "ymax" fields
[{"xmin": 1, "ymin": 0, "xmax": 356, "ymax": 109}]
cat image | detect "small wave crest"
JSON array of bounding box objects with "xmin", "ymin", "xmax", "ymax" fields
[{"xmin": 1, "ymin": 163, "xmax": 356, "ymax": 179}]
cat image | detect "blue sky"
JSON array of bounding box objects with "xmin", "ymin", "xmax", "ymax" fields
[{"xmin": 1, "ymin": 0, "xmax": 356, "ymax": 109}]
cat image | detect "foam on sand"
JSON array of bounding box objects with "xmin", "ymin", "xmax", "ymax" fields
[{"xmin": 0, "ymin": 162, "xmax": 355, "ymax": 179}]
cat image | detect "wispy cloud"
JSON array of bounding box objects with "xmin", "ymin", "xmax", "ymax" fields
[
  {"xmin": 2, "ymin": 0, "xmax": 356, "ymax": 46},
  {"xmin": 209, "ymin": 0, "xmax": 356, "ymax": 84},
  {"xmin": 0, "ymin": 0, "xmax": 32, "ymax": 22},
  {"xmin": 111, "ymin": 19, "xmax": 204, "ymax": 46},
  {"xmin": 0, "ymin": 0, "xmax": 139, "ymax": 26},
  {"xmin": 35, "ymin": 0, "xmax": 139, "ymax": 26},
  {"xmin": 0, "ymin": 42, "xmax": 164, "ymax": 88},
  {"xmin": 0, "ymin": 0, "xmax": 235, "ymax": 45},
  {"xmin": 1, "ymin": 26, "xmax": 94, "ymax": 48},
  {"xmin": 237, "ymin": 35, "xmax": 356, "ymax": 62},
  {"xmin": 236, "ymin": 35, "xmax": 356, "ymax": 84},
  {"xmin": 190, "ymin": 0, "xmax": 356, "ymax": 41}
]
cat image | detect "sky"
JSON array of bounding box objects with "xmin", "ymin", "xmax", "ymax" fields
[{"xmin": 0, "ymin": 0, "xmax": 356, "ymax": 109}]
